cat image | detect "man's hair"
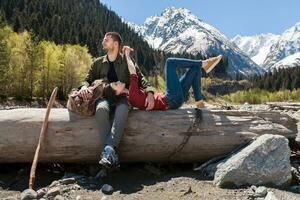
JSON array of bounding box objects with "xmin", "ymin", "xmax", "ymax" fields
[{"xmin": 105, "ymin": 32, "xmax": 123, "ymax": 47}]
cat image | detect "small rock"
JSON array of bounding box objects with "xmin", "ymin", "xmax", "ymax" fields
[
  {"xmin": 291, "ymin": 166, "xmax": 300, "ymax": 182},
  {"xmin": 21, "ymin": 189, "xmax": 37, "ymax": 200},
  {"xmin": 250, "ymin": 185, "xmax": 257, "ymax": 191},
  {"xmin": 255, "ymin": 186, "xmax": 268, "ymax": 198},
  {"xmin": 59, "ymin": 177, "xmax": 76, "ymax": 185},
  {"xmin": 46, "ymin": 186, "xmax": 61, "ymax": 197},
  {"xmin": 239, "ymin": 102, "xmax": 252, "ymax": 111},
  {"xmin": 72, "ymin": 183, "xmax": 82, "ymax": 190},
  {"xmin": 76, "ymin": 195, "xmax": 82, "ymax": 200},
  {"xmin": 54, "ymin": 195, "xmax": 65, "ymax": 200},
  {"xmin": 61, "ymin": 183, "xmax": 82, "ymax": 193},
  {"xmin": 101, "ymin": 184, "xmax": 113, "ymax": 195},
  {"xmin": 62, "ymin": 173, "xmax": 87, "ymax": 185},
  {"xmin": 264, "ymin": 191, "xmax": 278, "ymax": 200},
  {"xmin": 36, "ymin": 188, "xmax": 47, "ymax": 198},
  {"xmin": 49, "ymin": 180, "xmax": 60, "ymax": 188},
  {"xmin": 101, "ymin": 195, "xmax": 108, "ymax": 200}
]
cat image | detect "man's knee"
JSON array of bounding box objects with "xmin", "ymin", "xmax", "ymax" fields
[
  {"xmin": 166, "ymin": 58, "xmax": 175, "ymax": 66},
  {"xmin": 95, "ymin": 99, "xmax": 110, "ymax": 119}
]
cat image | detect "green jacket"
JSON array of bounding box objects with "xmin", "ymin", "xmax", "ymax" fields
[{"xmin": 80, "ymin": 53, "xmax": 155, "ymax": 93}]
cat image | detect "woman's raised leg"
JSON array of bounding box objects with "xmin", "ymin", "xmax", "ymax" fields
[
  {"xmin": 164, "ymin": 58, "xmax": 203, "ymax": 109},
  {"xmin": 179, "ymin": 66, "xmax": 203, "ymax": 102}
]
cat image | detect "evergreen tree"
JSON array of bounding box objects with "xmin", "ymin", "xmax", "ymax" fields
[
  {"xmin": 0, "ymin": 0, "xmax": 229, "ymax": 78},
  {"xmin": 250, "ymin": 67, "xmax": 300, "ymax": 91}
]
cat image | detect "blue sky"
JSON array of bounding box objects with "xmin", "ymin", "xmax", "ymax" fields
[{"xmin": 100, "ymin": 0, "xmax": 300, "ymax": 38}]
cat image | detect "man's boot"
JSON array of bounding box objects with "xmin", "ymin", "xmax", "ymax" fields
[{"xmin": 99, "ymin": 145, "xmax": 120, "ymax": 169}]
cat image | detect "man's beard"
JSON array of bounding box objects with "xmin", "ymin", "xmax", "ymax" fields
[{"xmin": 102, "ymin": 46, "xmax": 115, "ymax": 52}]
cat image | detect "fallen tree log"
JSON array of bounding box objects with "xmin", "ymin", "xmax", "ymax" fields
[
  {"xmin": 266, "ymin": 102, "xmax": 300, "ymax": 111},
  {"xmin": 0, "ymin": 108, "xmax": 298, "ymax": 163}
]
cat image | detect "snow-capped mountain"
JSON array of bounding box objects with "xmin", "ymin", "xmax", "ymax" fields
[
  {"xmin": 231, "ymin": 33, "xmax": 280, "ymax": 66},
  {"xmin": 128, "ymin": 7, "xmax": 265, "ymax": 78},
  {"xmin": 271, "ymin": 52, "xmax": 300, "ymax": 70},
  {"xmin": 263, "ymin": 22, "xmax": 300, "ymax": 70}
]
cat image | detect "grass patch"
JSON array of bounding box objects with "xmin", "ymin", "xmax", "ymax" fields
[
  {"xmin": 219, "ymin": 88, "xmax": 300, "ymax": 104},
  {"xmin": 148, "ymin": 75, "xmax": 166, "ymax": 93}
]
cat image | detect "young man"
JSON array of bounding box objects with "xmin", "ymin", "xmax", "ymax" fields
[{"xmin": 77, "ymin": 32, "xmax": 155, "ymax": 168}]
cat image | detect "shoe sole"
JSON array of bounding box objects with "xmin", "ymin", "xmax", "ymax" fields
[
  {"xmin": 205, "ymin": 55, "xmax": 223, "ymax": 73},
  {"xmin": 99, "ymin": 158, "xmax": 112, "ymax": 169},
  {"xmin": 99, "ymin": 157, "xmax": 120, "ymax": 169}
]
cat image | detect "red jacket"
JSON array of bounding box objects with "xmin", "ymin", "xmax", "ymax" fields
[{"xmin": 128, "ymin": 74, "xmax": 167, "ymax": 110}]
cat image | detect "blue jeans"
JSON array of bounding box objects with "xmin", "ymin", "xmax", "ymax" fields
[
  {"xmin": 164, "ymin": 58, "xmax": 203, "ymax": 109},
  {"xmin": 95, "ymin": 97, "xmax": 130, "ymax": 150}
]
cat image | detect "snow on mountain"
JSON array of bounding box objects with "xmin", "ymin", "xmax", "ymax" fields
[
  {"xmin": 263, "ymin": 22, "xmax": 300, "ymax": 70},
  {"xmin": 270, "ymin": 52, "xmax": 300, "ymax": 70},
  {"xmin": 127, "ymin": 7, "xmax": 265, "ymax": 78},
  {"xmin": 231, "ymin": 33, "xmax": 280, "ymax": 66},
  {"xmin": 126, "ymin": 21, "xmax": 144, "ymax": 35}
]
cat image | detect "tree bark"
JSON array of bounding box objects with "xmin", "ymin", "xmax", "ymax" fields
[{"xmin": 0, "ymin": 108, "xmax": 298, "ymax": 163}]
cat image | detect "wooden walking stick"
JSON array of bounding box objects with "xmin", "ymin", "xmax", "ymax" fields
[{"xmin": 29, "ymin": 87, "xmax": 58, "ymax": 189}]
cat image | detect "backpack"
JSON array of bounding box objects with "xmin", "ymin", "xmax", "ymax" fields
[{"xmin": 67, "ymin": 79, "xmax": 107, "ymax": 117}]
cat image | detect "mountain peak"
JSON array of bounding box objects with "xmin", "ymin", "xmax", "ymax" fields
[
  {"xmin": 162, "ymin": 7, "xmax": 192, "ymax": 16},
  {"xmin": 232, "ymin": 34, "xmax": 242, "ymax": 41},
  {"xmin": 263, "ymin": 21, "xmax": 300, "ymax": 68},
  {"xmin": 295, "ymin": 21, "xmax": 300, "ymax": 28},
  {"xmin": 144, "ymin": 7, "xmax": 195, "ymax": 26},
  {"xmin": 163, "ymin": 7, "xmax": 202, "ymax": 22},
  {"xmin": 128, "ymin": 7, "xmax": 264, "ymax": 77},
  {"xmin": 231, "ymin": 33, "xmax": 280, "ymax": 66}
]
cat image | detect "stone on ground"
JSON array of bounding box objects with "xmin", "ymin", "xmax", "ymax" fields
[
  {"xmin": 213, "ymin": 134, "xmax": 292, "ymax": 188},
  {"xmin": 21, "ymin": 189, "xmax": 37, "ymax": 200},
  {"xmin": 101, "ymin": 184, "xmax": 113, "ymax": 195}
]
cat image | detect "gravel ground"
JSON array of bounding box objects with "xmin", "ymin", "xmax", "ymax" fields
[{"xmin": 1, "ymin": 163, "xmax": 300, "ymax": 200}]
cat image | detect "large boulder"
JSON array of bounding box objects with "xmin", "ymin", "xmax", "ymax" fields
[{"xmin": 213, "ymin": 134, "xmax": 292, "ymax": 188}]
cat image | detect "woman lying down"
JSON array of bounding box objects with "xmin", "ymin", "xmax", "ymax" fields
[{"xmin": 103, "ymin": 47, "xmax": 222, "ymax": 110}]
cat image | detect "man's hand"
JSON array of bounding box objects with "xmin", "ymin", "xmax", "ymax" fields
[
  {"xmin": 145, "ymin": 92, "xmax": 155, "ymax": 111},
  {"xmin": 122, "ymin": 46, "xmax": 134, "ymax": 57},
  {"xmin": 78, "ymin": 86, "xmax": 92, "ymax": 100}
]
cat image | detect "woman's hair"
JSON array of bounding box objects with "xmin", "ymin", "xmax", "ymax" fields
[{"xmin": 103, "ymin": 83, "xmax": 122, "ymax": 105}]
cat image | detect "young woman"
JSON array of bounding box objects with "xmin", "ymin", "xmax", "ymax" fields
[{"xmin": 103, "ymin": 48, "xmax": 222, "ymax": 110}]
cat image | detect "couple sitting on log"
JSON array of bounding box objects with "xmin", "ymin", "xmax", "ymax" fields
[{"xmin": 73, "ymin": 32, "xmax": 222, "ymax": 169}]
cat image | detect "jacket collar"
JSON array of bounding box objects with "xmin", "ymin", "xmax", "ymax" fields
[{"xmin": 102, "ymin": 53, "xmax": 124, "ymax": 64}]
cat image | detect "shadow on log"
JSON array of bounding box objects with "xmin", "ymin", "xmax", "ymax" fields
[{"xmin": 0, "ymin": 108, "xmax": 298, "ymax": 163}]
